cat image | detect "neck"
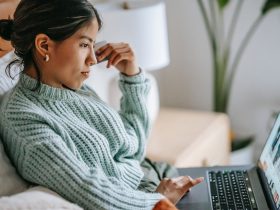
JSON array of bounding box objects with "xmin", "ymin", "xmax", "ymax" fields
[
  {"xmin": 24, "ymin": 66, "xmax": 38, "ymax": 80},
  {"xmin": 24, "ymin": 65, "xmax": 64, "ymax": 89}
]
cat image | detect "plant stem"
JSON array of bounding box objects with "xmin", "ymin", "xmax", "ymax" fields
[
  {"xmin": 209, "ymin": 0, "xmax": 218, "ymax": 44},
  {"xmin": 197, "ymin": 0, "xmax": 218, "ymax": 110},
  {"xmin": 209, "ymin": 0, "xmax": 223, "ymax": 111},
  {"xmin": 210, "ymin": 0, "xmax": 225, "ymax": 112},
  {"xmin": 224, "ymin": 15, "xmax": 263, "ymax": 112},
  {"xmin": 217, "ymin": 8, "xmax": 227, "ymax": 112},
  {"xmin": 219, "ymin": 0, "xmax": 244, "ymax": 112},
  {"xmin": 226, "ymin": 1, "xmax": 244, "ymax": 50},
  {"xmin": 197, "ymin": 0, "xmax": 214, "ymax": 42}
]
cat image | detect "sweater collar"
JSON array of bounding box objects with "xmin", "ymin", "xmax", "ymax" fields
[{"xmin": 19, "ymin": 73, "xmax": 78, "ymax": 100}]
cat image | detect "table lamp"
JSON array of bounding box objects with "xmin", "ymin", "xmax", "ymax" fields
[{"xmin": 88, "ymin": 0, "xmax": 170, "ymax": 122}]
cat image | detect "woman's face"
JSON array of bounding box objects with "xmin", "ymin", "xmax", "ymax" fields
[{"xmin": 42, "ymin": 18, "xmax": 99, "ymax": 90}]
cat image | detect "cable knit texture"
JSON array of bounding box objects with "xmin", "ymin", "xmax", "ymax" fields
[{"xmin": 0, "ymin": 72, "xmax": 164, "ymax": 210}]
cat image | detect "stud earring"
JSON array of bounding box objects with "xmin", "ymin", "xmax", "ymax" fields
[{"xmin": 44, "ymin": 54, "xmax": 49, "ymax": 62}]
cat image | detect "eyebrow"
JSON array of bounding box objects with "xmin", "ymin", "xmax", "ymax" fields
[{"xmin": 79, "ymin": 35, "xmax": 95, "ymax": 43}]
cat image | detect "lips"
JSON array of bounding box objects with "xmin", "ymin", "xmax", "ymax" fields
[{"xmin": 81, "ymin": 71, "xmax": 90, "ymax": 77}]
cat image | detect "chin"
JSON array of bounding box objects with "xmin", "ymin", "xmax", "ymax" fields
[
  {"xmin": 76, "ymin": 82, "xmax": 84, "ymax": 90},
  {"xmin": 73, "ymin": 84, "xmax": 83, "ymax": 90},
  {"xmin": 63, "ymin": 83, "xmax": 82, "ymax": 91}
]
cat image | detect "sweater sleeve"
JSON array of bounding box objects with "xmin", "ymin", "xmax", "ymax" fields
[
  {"xmin": 118, "ymin": 71, "xmax": 151, "ymax": 161},
  {"xmin": 9, "ymin": 121, "xmax": 164, "ymax": 210}
]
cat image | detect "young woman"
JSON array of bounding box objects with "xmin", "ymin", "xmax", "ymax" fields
[{"xmin": 0, "ymin": 0, "xmax": 203, "ymax": 209}]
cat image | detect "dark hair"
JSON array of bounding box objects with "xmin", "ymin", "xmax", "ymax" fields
[{"xmin": 0, "ymin": 0, "xmax": 102, "ymax": 90}]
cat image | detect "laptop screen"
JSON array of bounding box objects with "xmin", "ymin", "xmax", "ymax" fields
[{"xmin": 259, "ymin": 114, "xmax": 280, "ymax": 208}]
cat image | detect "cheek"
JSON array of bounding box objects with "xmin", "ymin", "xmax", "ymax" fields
[
  {"xmin": 51, "ymin": 44, "xmax": 88, "ymax": 77},
  {"xmin": 56, "ymin": 47, "xmax": 86, "ymax": 65},
  {"xmin": 53, "ymin": 48, "xmax": 78, "ymax": 67}
]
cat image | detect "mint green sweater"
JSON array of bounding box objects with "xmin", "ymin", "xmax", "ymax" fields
[{"xmin": 0, "ymin": 72, "xmax": 164, "ymax": 210}]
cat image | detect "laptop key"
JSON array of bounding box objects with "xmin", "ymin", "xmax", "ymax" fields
[
  {"xmin": 220, "ymin": 203, "xmax": 227, "ymax": 210},
  {"xmin": 228, "ymin": 205, "xmax": 235, "ymax": 210}
]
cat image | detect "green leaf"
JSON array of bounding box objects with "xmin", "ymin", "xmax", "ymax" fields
[
  {"xmin": 231, "ymin": 136, "xmax": 254, "ymax": 152},
  {"xmin": 262, "ymin": 0, "xmax": 280, "ymax": 15},
  {"xmin": 217, "ymin": 0, "xmax": 230, "ymax": 10}
]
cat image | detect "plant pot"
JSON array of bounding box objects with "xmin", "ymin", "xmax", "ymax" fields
[{"xmin": 230, "ymin": 136, "xmax": 254, "ymax": 165}]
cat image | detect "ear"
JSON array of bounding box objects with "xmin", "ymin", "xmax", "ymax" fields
[{"xmin": 34, "ymin": 34, "xmax": 53, "ymax": 59}]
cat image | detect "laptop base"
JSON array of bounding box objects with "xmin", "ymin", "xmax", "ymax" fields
[{"xmin": 176, "ymin": 165, "xmax": 270, "ymax": 210}]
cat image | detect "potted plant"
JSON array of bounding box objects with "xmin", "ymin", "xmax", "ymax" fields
[{"xmin": 197, "ymin": 0, "xmax": 280, "ymax": 159}]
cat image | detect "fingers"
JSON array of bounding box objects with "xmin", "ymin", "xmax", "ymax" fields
[
  {"xmin": 108, "ymin": 48, "xmax": 130, "ymax": 66},
  {"xmin": 156, "ymin": 176, "xmax": 204, "ymax": 205},
  {"xmin": 109, "ymin": 52, "xmax": 132, "ymax": 68},
  {"xmin": 95, "ymin": 43, "xmax": 134, "ymax": 68},
  {"xmin": 184, "ymin": 176, "xmax": 204, "ymax": 189},
  {"xmin": 172, "ymin": 176, "xmax": 203, "ymax": 185},
  {"xmin": 161, "ymin": 176, "xmax": 204, "ymax": 187},
  {"xmin": 96, "ymin": 43, "xmax": 123, "ymax": 54},
  {"xmin": 95, "ymin": 42, "xmax": 139, "ymax": 75},
  {"xmin": 96, "ymin": 44, "xmax": 123, "ymax": 62},
  {"xmin": 167, "ymin": 176, "xmax": 204, "ymax": 193},
  {"xmin": 188, "ymin": 176, "xmax": 204, "ymax": 185}
]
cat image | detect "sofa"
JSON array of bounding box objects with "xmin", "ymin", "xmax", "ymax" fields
[{"xmin": 0, "ymin": 52, "xmax": 230, "ymax": 209}]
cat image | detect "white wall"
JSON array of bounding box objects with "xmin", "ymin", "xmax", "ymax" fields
[{"xmin": 152, "ymin": 0, "xmax": 280, "ymax": 160}]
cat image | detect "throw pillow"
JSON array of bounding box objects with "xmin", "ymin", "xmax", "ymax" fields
[
  {"xmin": 0, "ymin": 140, "xmax": 28, "ymax": 197},
  {"xmin": 0, "ymin": 51, "xmax": 19, "ymax": 95},
  {"xmin": 0, "ymin": 186, "xmax": 83, "ymax": 210}
]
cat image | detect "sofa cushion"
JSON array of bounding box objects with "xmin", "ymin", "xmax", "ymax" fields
[
  {"xmin": 0, "ymin": 186, "xmax": 83, "ymax": 210},
  {"xmin": 0, "ymin": 140, "xmax": 28, "ymax": 196},
  {"xmin": 0, "ymin": 51, "xmax": 28, "ymax": 197}
]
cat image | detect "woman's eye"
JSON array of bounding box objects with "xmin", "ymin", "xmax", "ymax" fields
[{"xmin": 80, "ymin": 43, "xmax": 89, "ymax": 48}]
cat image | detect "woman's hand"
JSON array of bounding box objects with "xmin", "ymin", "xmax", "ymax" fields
[
  {"xmin": 95, "ymin": 42, "xmax": 140, "ymax": 76},
  {"xmin": 156, "ymin": 176, "xmax": 204, "ymax": 205}
]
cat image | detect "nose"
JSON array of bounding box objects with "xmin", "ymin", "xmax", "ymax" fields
[{"xmin": 87, "ymin": 47, "xmax": 97, "ymax": 66}]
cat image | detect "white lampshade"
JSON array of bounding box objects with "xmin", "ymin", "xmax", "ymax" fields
[{"xmin": 95, "ymin": 0, "xmax": 170, "ymax": 71}]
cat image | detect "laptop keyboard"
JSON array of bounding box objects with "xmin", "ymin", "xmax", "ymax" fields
[{"xmin": 208, "ymin": 170, "xmax": 258, "ymax": 210}]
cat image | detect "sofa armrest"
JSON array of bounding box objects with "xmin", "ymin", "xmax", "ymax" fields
[{"xmin": 147, "ymin": 108, "xmax": 230, "ymax": 167}]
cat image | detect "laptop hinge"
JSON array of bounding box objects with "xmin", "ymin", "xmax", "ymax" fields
[{"xmin": 256, "ymin": 166, "xmax": 277, "ymax": 210}]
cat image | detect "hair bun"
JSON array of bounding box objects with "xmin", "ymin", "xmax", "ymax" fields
[{"xmin": 0, "ymin": 19, "xmax": 14, "ymax": 41}]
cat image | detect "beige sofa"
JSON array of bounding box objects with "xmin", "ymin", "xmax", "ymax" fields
[{"xmin": 0, "ymin": 52, "xmax": 230, "ymax": 209}]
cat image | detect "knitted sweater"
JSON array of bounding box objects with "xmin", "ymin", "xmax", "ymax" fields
[{"xmin": 0, "ymin": 72, "xmax": 164, "ymax": 210}]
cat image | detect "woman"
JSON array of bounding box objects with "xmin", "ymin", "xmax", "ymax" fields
[{"xmin": 0, "ymin": 0, "xmax": 203, "ymax": 209}]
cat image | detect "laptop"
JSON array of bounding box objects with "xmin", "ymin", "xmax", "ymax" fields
[{"xmin": 177, "ymin": 114, "xmax": 280, "ymax": 210}]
